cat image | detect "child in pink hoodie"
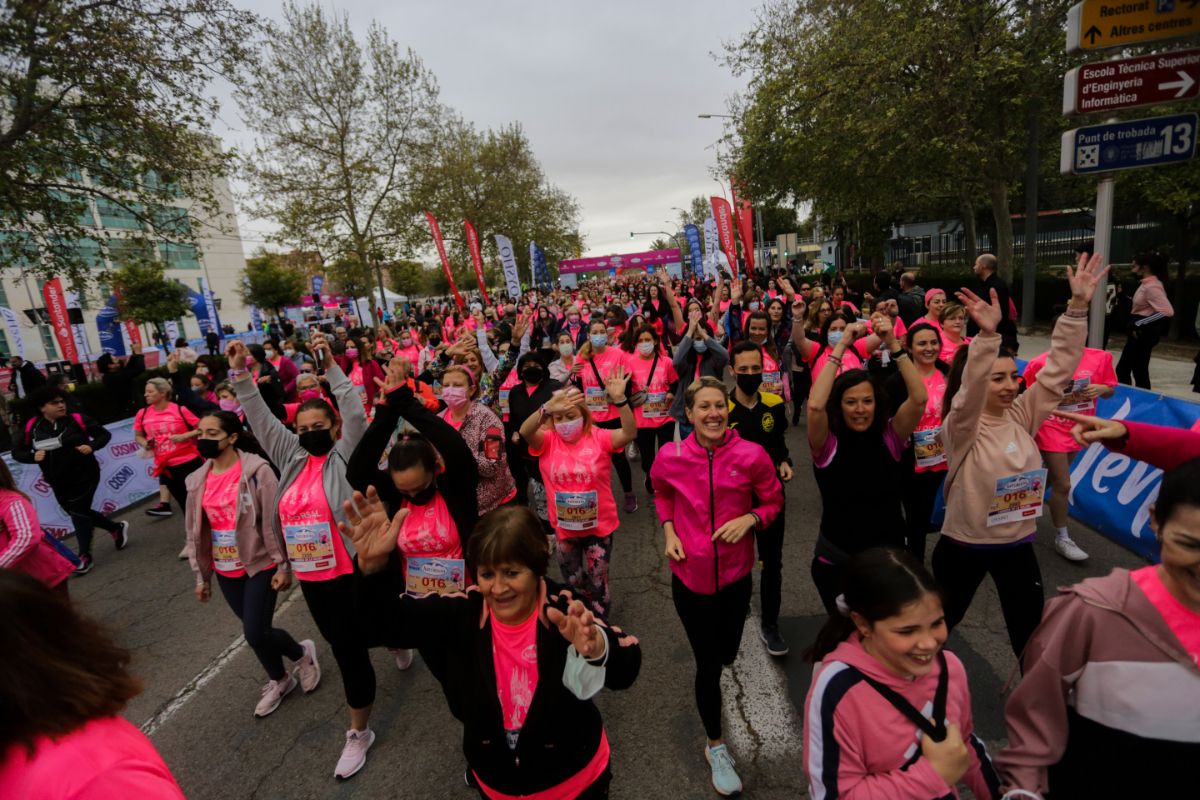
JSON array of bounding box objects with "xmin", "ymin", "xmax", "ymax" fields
[{"xmin": 804, "ymin": 548, "xmax": 999, "ymax": 799}]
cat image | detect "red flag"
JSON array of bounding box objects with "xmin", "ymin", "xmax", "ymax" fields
[
  {"xmin": 730, "ymin": 179, "xmax": 755, "ymax": 272},
  {"xmin": 425, "ymin": 211, "xmax": 465, "ymax": 310},
  {"xmin": 111, "ymin": 288, "xmax": 143, "ymax": 351},
  {"xmin": 42, "ymin": 278, "xmax": 80, "ymax": 363},
  {"xmin": 463, "ymin": 220, "xmax": 491, "ymax": 305},
  {"xmin": 710, "ymin": 196, "xmax": 739, "ymax": 279}
]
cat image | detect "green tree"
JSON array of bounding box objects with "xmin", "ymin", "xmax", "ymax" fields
[
  {"xmin": 386, "ymin": 259, "xmax": 431, "ymax": 296},
  {"xmin": 235, "ymin": 1, "xmax": 443, "ymax": 314},
  {"xmin": 108, "ymin": 258, "xmax": 190, "ymax": 336},
  {"xmin": 242, "ymin": 251, "xmax": 308, "ymax": 316},
  {"xmin": 0, "ymin": 0, "xmax": 258, "ymax": 288}
]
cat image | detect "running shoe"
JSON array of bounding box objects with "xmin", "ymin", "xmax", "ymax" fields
[
  {"xmin": 73, "ymin": 554, "xmax": 94, "ymax": 576},
  {"xmin": 705, "ymin": 743, "xmax": 742, "ymax": 796},
  {"xmin": 623, "ymin": 492, "xmax": 638, "ymax": 513},
  {"xmin": 392, "ymin": 648, "xmax": 414, "ymax": 671},
  {"xmin": 296, "ymin": 639, "xmax": 321, "ymax": 692},
  {"xmin": 145, "ymin": 502, "xmax": 173, "ymax": 517},
  {"xmin": 1055, "ymin": 535, "xmax": 1089, "ymax": 562},
  {"xmin": 759, "ymin": 624, "xmax": 789, "ymax": 657},
  {"xmin": 254, "ymin": 673, "xmax": 297, "ymax": 717},
  {"xmin": 111, "ymin": 521, "xmax": 130, "ymax": 550},
  {"xmin": 178, "ymin": 545, "xmax": 189, "ymax": 560},
  {"xmin": 334, "ymin": 728, "xmax": 376, "ymax": 780},
  {"xmin": 626, "ymin": 442, "xmax": 640, "ymax": 462}
]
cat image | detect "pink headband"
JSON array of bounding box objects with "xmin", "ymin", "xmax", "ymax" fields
[
  {"xmin": 925, "ymin": 288, "xmax": 946, "ymax": 306},
  {"xmin": 448, "ymin": 363, "xmax": 477, "ymax": 385}
]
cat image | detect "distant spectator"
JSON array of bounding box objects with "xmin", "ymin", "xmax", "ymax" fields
[
  {"xmin": 970, "ymin": 253, "xmax": 1018, "ymax": 351},
  {"xmin": 7, "ymin": 356, "xmax": 46, "ymax": 399},
  {"xmin": 1116, "ymin": 251, "xmax": 1174, "ymax": 389},
  {"xmin": 204, "ymin": 329, "xmax": 220, "ymax": 357},
  {"xmin": 897, "ymin": 272, "xmax": 925, "ymax": 326},
  {"xmin": 97, "ymin": 344, "xmax": 146, "ymax": 415}
]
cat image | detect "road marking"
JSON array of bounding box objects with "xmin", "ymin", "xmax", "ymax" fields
[
  {"xmin": 720, "ymin": 616, "xmax": 804, "ymax": 761},
  {"xmin": 140, "ymin": 590, "xmax": 302, "ymax": 737}
]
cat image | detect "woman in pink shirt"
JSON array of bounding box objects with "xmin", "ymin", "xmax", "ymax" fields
[
  {"xmin": 520, "ymin": 375, "xmax": 636, "ymax": 617},
  {"xmin": 439, "ymin": 364, "xmax": 515, "ymax": 515},
  {"xmin": 0, "ymin": 462, "xmax": 73, "ymax": 592},
  {"xmin": 937, "ymin": 303, "xmax": 971, "ymax": 364},
  {"xmin": 133, "ymin": 377, "xmax": 202, "ymax": 519},
  {"xmin": 627, "ymin": 324, "xmax": 678, "ymax": 493},
  {"xmin": 577, "ymin": 319, "xmax": 637, "ymax": 513},
  {"xmin": 923, "ymin": 288, "xmax": 947, "ymax": 329},
  {"xmin": 0, "ymin": 570, "xmax": 184, "ymax": 798},
  {"xmin": 1117, "ymin": 250, "xmax": 1175, "ymax": 389}
]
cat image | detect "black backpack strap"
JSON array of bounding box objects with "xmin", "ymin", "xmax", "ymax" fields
[
  {"xmin": 843, "ymin": 650, "xmax": 949, "ymax": 741},
  {"xmin": 588, "ymin": 356, "xmax": 604, "ymax": 387}
]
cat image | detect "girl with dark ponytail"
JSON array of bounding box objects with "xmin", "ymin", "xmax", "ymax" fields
[{"xmin": 803, "ymin": 547, "xmax": 1000, "ymax": 799}]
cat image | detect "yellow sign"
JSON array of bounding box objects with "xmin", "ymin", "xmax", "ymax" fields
[{"xmin": 1068, "ymin": 1, "xmax": 1200, "ymax": 53}]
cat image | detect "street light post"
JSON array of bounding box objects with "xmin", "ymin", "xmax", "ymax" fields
[{"xmin": 629, "ymin": 230, "xmax": 684, "ymax": 275}]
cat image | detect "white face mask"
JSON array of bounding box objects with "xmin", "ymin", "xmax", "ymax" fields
[
  {"xmin": 283, "ymin": 348, "xmax": 295, "ymax": 358},
  {"xmin": 637, "ymin": 341, "xmax": 655, "ymax": 356},
  {"xmin": 558, "ymin": 342, "xmax": 574, "ymax": 357},
  {"xmin": 556, "ymin": 416, "xmax": 585, "ymax": 442}
]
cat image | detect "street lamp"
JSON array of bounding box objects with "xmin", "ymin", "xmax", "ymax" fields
[
  {"xmin": 697, "ymin": 113, "xmax": 735, "ymax": 119},
  {"xmin": 629, "ymin": 229, "xmax": 685, "ymax": 274},
  {"xmin": 700, "ymin": 114, "xmax": 767, "ymax": 273}
]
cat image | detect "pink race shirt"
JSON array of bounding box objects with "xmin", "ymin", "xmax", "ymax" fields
[
  {"xmin": 532, "ymin": 427, "xmax": 622, "ymax": 538},
  {"xmin": 939, "ymin": 334, "xmax": 970, "ymax": 364},
  {"xmin": 1024, "ymin": 347, "xmax": 1117, "ymax": 452},
  {"xmin": 579, "ymin": 346, "xmax": 629, "ymax": 423},
  {"xmin": 348, "ymin": 362, "xmax": 370, "ymax": 413},
  {"xmin": 912, "ymin": 370, "xmax": 949, "ymax": 473},
  {"xmin": 276, "ymin": 455, "xmax": 352, "ymax": 581},
  {"xmin": 807, "ymin": 343, "xmax": 864, "ymax": 378},
  {"xmin": 397, "ymin": 493, "xmax": 462, "ymax": 575},
  {"xmin": 1132, "ymin": 566, "xmax": 1200, "ymax": 666},
  {"xmin": 628, "ymin": 351, "xmax": 678, "ymax": 429},
  {"xmin": 759, "ymin": 349, "xmax": 789, "ymax": 400},
  {"xmin": 136, "ymin": 404, "xmax": 200, "ymax": 468},
  {"xmin": 490, "ymin": 607, "xmax": 539, "ymax": 750},
  {"xmin": 202, "ymin": 461, "xmax": 245, "ymax": 578}
]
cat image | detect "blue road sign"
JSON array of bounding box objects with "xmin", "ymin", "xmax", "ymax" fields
[{"xmin": 1061, "ymin": 112, "xmax": 1198, "ymax": 174}]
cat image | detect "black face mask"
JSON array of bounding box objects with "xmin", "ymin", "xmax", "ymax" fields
[
  {"xmin": 522, "ymin": 366, "xmax": 544, "ymax": 384},
  {"xmin": 404, "ymin": 478, "xmax": 438, "ymax": 506},
  {"xmin": 196, "ymin": 437, "xmax": 228, "ymax": 460},
  {"xmin": 298, "ymin": 428, "xmax": 335, "ymax": 457},
  {"xmin": 736, "ymin": 372, "xmax": 764, "ymax": 396},
  {"xmin": 429, "ymin": 336, "xmax": 442, "ymax": 347}
]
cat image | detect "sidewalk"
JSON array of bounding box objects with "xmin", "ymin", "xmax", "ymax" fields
[{"xmin": 1019, "ymin": 329, "xmax": 1198, "ymax": 402}]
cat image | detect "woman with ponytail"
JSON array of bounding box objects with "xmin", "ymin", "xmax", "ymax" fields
[
  {"xmin": 803, "ymin": 547, "xmax": 1000, "ymax": 800},
  {"xmin": 185, "ymin": 411, "xmax": 319, "ymax": 719}
]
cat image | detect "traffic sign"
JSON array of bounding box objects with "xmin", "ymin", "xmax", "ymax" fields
[
  {"xmin": 1067, "ymin": 0, "xmax": 1200, "ymax": 53},
  {"xmin": 1060, "ymin": 112, "xmax": 1198, "ymax": 174},
  {"xmin": 1064, "ymin": 49, "xmax": 1200, "ymax": 114}
]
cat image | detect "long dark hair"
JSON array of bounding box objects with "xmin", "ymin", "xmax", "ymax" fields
[
  {"xmin": 806, "ymin": 547, "xmax": 942, "ymax": 663},
  {"xmin": 200, "ymin": 411, "xmax": 271, "ymax": 462},
  {"xmin": 388, "ymin": 431, "xmax": 438, "ymax": 475},
  {"xmin": 942, "ymin": 341, "xmax": 1014, "ymax": 419},
  {"xmin": 827, "ymin": 368, "xmax": 888, "ymax": 437},
  {"xmin": 0, "ymin": 570, "xmax": 143, "ymax": 752}
]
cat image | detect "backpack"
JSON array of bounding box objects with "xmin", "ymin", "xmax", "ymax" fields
[{"xmin": 24, "ymin": 413, "xmax": 86, "ymax": 448}]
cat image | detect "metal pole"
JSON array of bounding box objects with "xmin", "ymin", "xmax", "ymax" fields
[
  {"xmin": 19, "ymin": 271, "xmax": 56, "ymax": 361},
  {"xmin": 374, "ymin": 258, "xmax": 387, "ymax": 322},
  {"xmin": 1020, "ymin": 0, "xmax": 1040, "ymax": 331},
  {"xmin": 1089, "ymin": 174, "xmax": 1114, "ymax": 349},
  {"xmin": 756, "ymin": 207, "xmax": 765, "ymax": 274}
]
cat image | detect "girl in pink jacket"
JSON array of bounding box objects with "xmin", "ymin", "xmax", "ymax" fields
[
  {"xmin": 0, "ymin": 461, "xmax": 73, "ymax": 592},
  {"xmin": 804, "ymin": 547, "xmax": 1000, "ymax": 799}
]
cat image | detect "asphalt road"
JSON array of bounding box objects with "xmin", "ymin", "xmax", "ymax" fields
[{"xmin": 70, "ymin": 418, "xmax": 1147, "ymax": 799}]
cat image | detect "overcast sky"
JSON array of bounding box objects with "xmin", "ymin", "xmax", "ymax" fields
[{"xmin": 214, "ymin": 0, "xmax": 756, "ymax": 262}]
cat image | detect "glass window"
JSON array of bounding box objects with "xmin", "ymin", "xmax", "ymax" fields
[
  {"xmin": 159, "ymin": 242, "xmax": 200, "ymax": 269},
  {"xmin": 107, "ymin": 237, "xmax": 154, "ymax": 266},
  {"xmin": 0, "ymin": 231, "xmax": 40, "ymax": 268},
  {"xmin": 94, "ymin": 198, "xmax": 145, "ymax": 231},
  {"xmin": 152, "ymin": 206, "xmax": 191, "ymax": 236}
]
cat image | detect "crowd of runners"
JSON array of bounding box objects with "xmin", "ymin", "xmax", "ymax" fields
[{"xmin": 1, "ymin": 252, "xmax": 1197, "ymax": 798}]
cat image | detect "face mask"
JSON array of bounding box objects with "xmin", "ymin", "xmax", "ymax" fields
[
  {"xmin": 299, "ymin": 388, "xmax": 323, "ymax": 402},
  {"xmin": 637, "ymin": 342, "xmax": 655, "ymax": 356},
  {"xmin": 345, "ymin": 348, "xmax": 359, "ymax": 359},
  {"xmin": 693, "ymin": 340, "xmax": 708, "ymax": 353},
  {"xmin": 749, "ymin": 302, "xmax": 761, "ymax": 311},
  {"xmin": 441, "ymin": 385, "xmax": 469, "ymax": 409},
  {"xmin": 589, "ymin": 334, "xmax": 608, "ymax": 349},
  {"xmin": 522, "ymin": 366, "xmax": 544, "ymax": 384},
  {"xmin": 401, "ymin": 337, "xmax": 412, "ymax": 346},
  {"xmin": 404, "ymin": 479, "xmax": 438, "ymax": 507},
  {"xmin": 264, "ymin": 349, "xmax": 275, "ymax": 359},
  {"xmin": 568, "ymin": 315, "xmax": 580, "ymax": 325},
  {"xmin": 298, "ymin": 428, "xmax": 335, "ymax": 457},
  {"xmin": 558, "ymin": 342, "xmax": 574, "ymax": 357},
  {"xmin": 284, "ymin": 349, "xmax": 295, "ymax": 358},
  {"xmin": 429, "ymin": 336, "xmax": 442, "ymax": 347},
  {"xmin": 827, "ymin": 330, "xmax": 844, "ymax": 347},
  {"xmin": 736, "ymin": 372, "xmax": 764, "ymax": 396},
  {"xmin": 196, "ymin": 437, "xmax": 228, "ymax": 460},
  {"xmin": 218, "ymin": 397, "xmax": 240, "ymax": 413},
  {"xmin": 556, "ymin": 416, "xmax": 585, "ymax": 443}
]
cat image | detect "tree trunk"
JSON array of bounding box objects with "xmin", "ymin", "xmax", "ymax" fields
[
  {"xmin": 1169, "ymin": 211, "xmax": 1192, "ymax": 340},
  {"xmin": 988, "ymin": 178, "xmax": 1015, "ymax": 283},
  {"xmin": 958, "ymin": 186, "xmax": 978, "ymax": 266}
]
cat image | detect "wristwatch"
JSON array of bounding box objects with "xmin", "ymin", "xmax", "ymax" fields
[
  {"xmin": 612, "ymin": 397, "xmax": 629, "ymax": 408},
  {"xmin": 748, "ymin": 511, "xmax": 762, "ymax": 529}
]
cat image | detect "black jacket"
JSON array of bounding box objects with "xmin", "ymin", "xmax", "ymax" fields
[
  {"xmin": 358, "ymin": 573, "xmax": 640, "ymax": 794},
  {"xmin": 727, "ymin": 392, "xmax": 791, "ymax": 468},
  {"xmin": 11, "ymin": 413, "xmax": 111, "ymax": 498},
  {"xmin": 505, "ymin": 375, "xmax": 562, "ymax": 472},
  {"xmin": 101, "ymin": 354, "xmax": 145, "ymax": 413},
  {"xmin": 970, "ymin": 273, "xmax": 1018, "ymax": 349},
  {"xmin": 9, "ymin": 361, "xmax": 47, "ymax": 398}
]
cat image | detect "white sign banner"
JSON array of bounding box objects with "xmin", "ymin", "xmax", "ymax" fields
[
  {"xmin": 0, "ymin": 306, "xmax": 25, "ymax": 358},
  {"xmin": 163, "ymin": 320, "xmax": 180, "ymax": 341},
  {"xmin": 494, "ymin": 234, "xmax": 522, "ymax": 300},
  {"xmin": 703, "ymin": 217, "xmax": 720, "ymax": 278},
  {"xmin": 65, "ymin": 290, "xmax": 91, "ymax": 357},
  {"xmin": 3, "ymin": 418, "xmax": 160, "ymax": 538}
]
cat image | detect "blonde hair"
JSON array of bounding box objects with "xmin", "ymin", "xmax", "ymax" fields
[
  {"xmin": 684, "ymin": 375, "xmax": 727, "ymax": 409},
  {"xmin": 145, "ymin": 377, "xmax": 172, "ymax": 397}
]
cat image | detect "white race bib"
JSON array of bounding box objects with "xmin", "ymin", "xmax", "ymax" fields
[
  {"xmin": 554, "ymin": 490, "xmax": 599, "ymax": 531},
  {"xmin": 211, "ymin": 528, "xmax": 244, "ymax": 572},
  {"xmin": 283, "ymin": 522, "xmax": 337, "ymax": 572}
]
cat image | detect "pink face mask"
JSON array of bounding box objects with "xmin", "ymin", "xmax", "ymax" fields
[
  {"xmin": 441, "ymin": 385, "xmax": 469, "ymax": 410},
  {"xmin": 556, "ymin": 416, "xmax": 585, "ymax": 443},
  {"xmin": 299, "ymin": 388, "xmax": 323, "ymax": 402},
  {"xmin": 218, "ymin": 397, "xmax": 240, "ymax": 413}
]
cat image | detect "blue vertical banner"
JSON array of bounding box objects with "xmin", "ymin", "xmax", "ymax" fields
[
  {"xmin": 95, "ymin": 294, "xmax": 126, "ymax": 356},
  {"xmin": 530, "ymin": 242, "xmax": 551, "ymax": 289},
  {"xmin": 684, "ymin": 224, "xmax": 702, "ymax": 275},
  {"xmin": 187, "ymin": 286, "xmax": 215, "ymax": 335},
  {"xmin": 312, "ymin": 275, "xmax": 325, "ymax": 296},
  {"xmin": 200, "ymin": 278, "xmax": 222, "ymax": 334}
]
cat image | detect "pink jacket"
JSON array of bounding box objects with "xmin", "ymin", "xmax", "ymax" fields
[
  {"xmin": 0, "ymin": 489, "xmax": 72, "ymax": 587},
  {"xmin": 804, "ymin": 636, "xmax": 999, "ymax": 799},
  {"xmin": 650, "ymin": 429, "xmax": 783, "ymax": 594}
]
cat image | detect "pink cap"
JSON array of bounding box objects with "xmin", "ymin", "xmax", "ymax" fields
[{"xmin": 925, "ymin": 288, "xmax": 946, "ymax": 306}]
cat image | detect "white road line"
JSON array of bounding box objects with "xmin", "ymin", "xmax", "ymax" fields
[
  {"xmin": 140, "ymin": 590, "xmax": 302, "ymax": 737},
  {"xmin": 720, "ymin": 615, "xmax": 805, "ymax": 761}
]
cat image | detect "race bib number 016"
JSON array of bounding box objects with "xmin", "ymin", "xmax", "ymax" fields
[
  {"xmin": 987, "ymin": 469, "xmax": 1047, "ymax": 527},
  {"xmin": 405, "ymin": 557, "xmax": 466, "ymax": 597},
  {"xmin": 555, "ymin": 490, "xmax": 599, "ymax": 531},
  {"xmin": 283, "ymin": 522, "xmax": 337, "ymax": 572}
]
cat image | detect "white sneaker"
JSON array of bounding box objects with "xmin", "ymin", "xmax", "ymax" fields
[
  {"xmin": 334, "ymin": 728, "xmax": 375, "ymax": 780},
  {"xmin": 178, "ymin": 544, "xmax": 189, "ymax": 560},
  {"xmin": 392, "ymin": 648, "xmax": 414, "ymax": 671},
  {"xmin": 1055, "ymin": 536, "xmax": 1089, "ymax": 562},
  {"xmin": 295, "ymin": 639, "xmax": 321, "ymax": 692},
  {"xmin": 254, "ymin": 673, "xmax": 297, "ymax": 717}
]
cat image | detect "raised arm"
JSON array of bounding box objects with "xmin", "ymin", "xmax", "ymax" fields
[
  {"xmin": 605, "ymin": 365, "xmax": 637, "ymax": 448},
  {"xmin": 874, "ymin": 313, "xmax": 927, "ymax": 440},
  {"xmin": 789, "ymin": 296, "xmax": 817, "ymax": 361},
  {"xmin": 659, "ymin": 270, "xmax": 685, "ymax": 333},
  {"xmin": 807, "ymin": 322, "xmax": 866, "ymax": 452},
  {"xmin": 228, "ymin": 341, "xmax": 300, "ymax": 469}
]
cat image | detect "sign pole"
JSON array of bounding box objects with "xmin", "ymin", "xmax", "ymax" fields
[{"xmin": 1089, "ymin": 173, "xmax": 1113, "ymax": 349}]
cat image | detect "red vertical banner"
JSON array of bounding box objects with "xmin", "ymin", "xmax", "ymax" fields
[
  {"xmin": 730, "ymin": 178, "xmax": 755, "ymax": 272},
  {"xmin": 710, "ymin": 196, "xmax": 739, "ymax": 280},
  {"xmin": 463, "ymin": 219, "xmax": 491, "ymax": 305},
  {"xmin": 42, "ymin": 278, "xmax": 80, "ymax": 363},
  {"xmin": 425, "ymin": 211, "xmax": 465, "ymax": 310},
  {"xmin": 112, "ymin": 288, "xmax": 143, "ymax": 351}
]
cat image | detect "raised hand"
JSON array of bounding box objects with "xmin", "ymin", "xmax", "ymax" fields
[
  {"xmin": 225, "ymin": 341, "xmax": 249, "ymax": 370},
  {"xmin": 546, "ymin": 599, "xmax": 606, "ymax": 659},
  {"xmin": 871, "ymin": 312, "xmax": 894, "ymax": 344},
  {"xmin": 1067, "ymin": 251, "xmax": 1110, "ymax": 305},
  {"xmin": 338, "ymin": 485, "xmax": 407, "ymax": 574},
  {"xmin": 954, "ymin": 287, "xmax": 1002, "ymax": 335},
  {"xmin": 779, "ymin": 277, "xmax": 796, "ymax": 298},
  {"xmin": 373, "ymin": 357, "xmax": 409, "ymax": 398},
  {"xmin": 840, "ymin": 322, "xmax": 867, "ymax": 348},
  {"xmin": 166, "ymin": 350, "xmax": 179, "ymax": 374},
  {"xmin": 1055, "ymin": 411, "xmax": 1128, "ymax": 448},
  {"xmin": 604, "ymin": 365, "xmax": 629, "ymax": 404},
  {"xmin": 512, "ymin": 315, "xmax": 531, "ymax": 343},
  {"xmin": 546, "ymin": 387, "xmax": 584, "ymax": 415},
  {"xmin": 730, "ymin": 279, "xmax": 743, "ymax": 304},
  {"xmin": 308, "ymin": 333, "xmax": 333, "ymax": 370}
]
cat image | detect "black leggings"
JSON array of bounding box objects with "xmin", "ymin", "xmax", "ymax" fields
[
  {"xmin": 300, "ymin": 574, "xmax": 376, "ymax": 709},
  {"xmin": 901, "ymin": 470, "xmax": 946, "ymax": 563},
  {"xmin": 790, "ymin": 369, "xmax": 810, "ymax": 423},
  {"xmin": 1116, "ymin": 326, "xmax": 1162, "ymax": 389},
  {"xmin": 161, "ymin": 457, "xmax": 204, "ymax": 512},
  {"xmin": 59, "ymin": 482, "xmax": 119, "ymax": 557},
  {"xmin": 597, "ymin": 418, "xmax": 632, "ymax": 493},
  {"xmin": 758, "ymin": 502, "xmax": 785, "ymax": 626},
  {"xmin": 931, "ymin": 536, "xmax": 1044, "ymax": 660},
  {"xmin": 671, "ymin": 573, "xmax": 752, "ymax": 741},
  {"xmin": 635, "ymin": 421, "xmax": 675, "ymax": 492},
  {"xmin": 216, "ymin": 567, "xmax": 303, "ymax": 681}
]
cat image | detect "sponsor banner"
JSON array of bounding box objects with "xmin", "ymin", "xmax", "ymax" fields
[
  {"xmin": 200, "ymin": 278, "xmax": 222, "ymax": 334},
  {"xmin": 95, "ymin": 294, "xmax": 126, "ymax": 356},
  {"xmin": 65, "ymin": 289, "xmax": 91, "ymax": 357},
  {"xmin": 1067, "ymin": 384, "xmax": 1200, "ymax": 561},
  {"xmin": 463, "ymin": 219, "xmax": 491, "ymax": 305},
  {"xmin": 42, "ymin": 278, "xmax": 79, "ymax": 363},
  {"xmin": 312, "ymin": 275, "xmax": 325, "ymax": 295},
  {"xmin": 163, "ymin": 320, "xmax": 180, "ymax": 342},
  {"xmin": 494, "ymin": 233, "xmax": 522, "ymax": 299},
  {"xmin": 0, "ymin": 306, "xmax": 25, "ymax": 357},
  {"xmin": 3, "ymin": 418, "xmax": 159, "ymax": 538},
  {"xmin": 248, "ymin": 305, "xmax": 263, "ymax": 332},
  {"xmin": 530, "ymin": 241, "xmax": 552, "ymax": 289},
  {"xmin": 684, "ymin": 224, "xmax": 703, "ymax": 275},
  {"xmin": 425, "ymin": 211, "xmax": 466, "ymax": 309},
  {"xmin": 703, "ymin": 217, "xmax": 719, "ymax": 277},
  {"xmin": 730, "ymin": 180, "xmax": 755, "ymax": 272},
  {"xmin": 557, "ymin": 248, "xmax": 681, "ymax": 276},
  {"xmin": 710, "ymin": 197, "xmax": 739, "ymax": 279},
  {"xmin": 186, "ymin": 285, "xmax": 216, "ymax": 335}
]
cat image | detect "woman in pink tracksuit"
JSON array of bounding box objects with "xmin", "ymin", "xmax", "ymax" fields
[
  {"xmin": 0, "ymin": 461, "xmax": 73, "ymax": 593},
  {"xmin": 650, "ymin": 375, "xmax": 784, "ymax": 796},
  {"xmin": 804, "ymin": 548, "xmax": 1000, "ymax": 800}
]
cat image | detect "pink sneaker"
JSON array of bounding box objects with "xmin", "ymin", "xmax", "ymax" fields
[
  {"xmin": 390, "ymin": 647, "xmax": 414, "ymax": 671},
  {"xmin": 334, "ymin": 728, "xmax": 376, "ymax": 779},
  {"xmin": 295, "ymin": 639, "xmax": 321, "ymax": 692},
  {"xmin": 254, "ymin": 673, "xmax": 297, "ymax": 717}
]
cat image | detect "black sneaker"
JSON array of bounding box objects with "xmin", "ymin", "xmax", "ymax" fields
[
  {"xmin": 145, "ymin": 502, "xmax": 173, "ymax": 517},
  {"xmin": 73, "ymin": 554, "xmax": 94, "ymax": 576},
  {"xmin": 759, "ymin": 623, "xmax": 789, "ymax": 657},
  {"xmin": 111, "ymin": 521, "xmax": 130, "ymax": 550}
]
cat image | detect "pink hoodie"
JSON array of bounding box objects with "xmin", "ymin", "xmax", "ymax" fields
[
  {"xmin": 0, "ymin": 489, "xmax": 72, "ymax": 587},
  {"xmin": 649, "ymin": 429, "xmax": 783, "ymax": 594},
  {"xmin": 804, "ymin": 636, "xmax": 999, "ymax": 799}
]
